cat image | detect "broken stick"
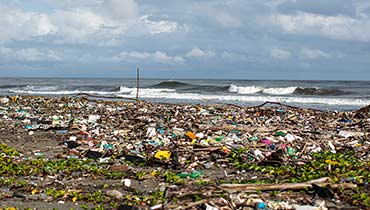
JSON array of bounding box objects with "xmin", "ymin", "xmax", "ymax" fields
[{"xmin": 220, "ymin": 177, "xmax": 357, "ymax": 192}]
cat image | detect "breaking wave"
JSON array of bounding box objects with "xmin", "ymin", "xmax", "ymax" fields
[
  {"xmin": 294, "ymin": 87, "xmax": 351, "ymax": 96},
  {"xmin": 263, "ymin": 87, "xmax": 297, "ymax": 95},
  {"xmin": 116, "ymin": 92, "xmax": 370, "ymax": 107},
  {"xmin": 228, "ymin": 85, "xmax": 263, "ymax": 94},
  {"xmin": 228, "ymin": 85, "xmax": 351, "ymax": 96},
  {"xmin": 8, "ymin": 85, "xmax": 175, "ymax": 96}
]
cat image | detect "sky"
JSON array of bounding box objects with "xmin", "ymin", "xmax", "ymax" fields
[{"xmin": 0, "ymin": 0, "xmax": 370, "ymax": 80}]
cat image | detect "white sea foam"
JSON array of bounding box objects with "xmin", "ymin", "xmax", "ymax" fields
[
  {"xmin": 228, "ymin": 85, "xmax": 263, "ymax": 94},
  {"xmin": 24, "ymin": 85, "xmax": 60, "ymax": 91},
  {"xmin": 9, "ymin": 90, "xmax": 114, "ymax": 95},
  {"xmin": 8, "ymin": 86, "xmax": 370, "ymax": 107},
  {"xmin": 116, "ymin": 91, "xmax": 370, "ymax": 106},
  {"xmin": 262, "ymin": 87, "xmax": 297, "ymax": 95},
  {"xmin": 10, "ymin": 87, "xmax": 176, "ymax": 96},
  {"xmin": 228, "ymin": 85, "xmax": 297, "ymax": 95},
  {"xmin": 118, "ymin": 86, "xmax": 133, "ymax": 93}
]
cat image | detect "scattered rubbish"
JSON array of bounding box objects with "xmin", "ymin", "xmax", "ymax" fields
[
  {"xmin": 123, "ymin": 178, "xmax": 131, "ymax": 188},
  {"xmin": 0, "ymin": 96, "xmax": 368, "ymax": 209},
  {"xmin": 106, "ymin": 189, "xmax": 123, "ymax": 200},
  {"xmin": 118, "ymin": 205, "xmax": 139, "ymax": 210},
  {"xmin": 154, "ymin": 150, "xmax": 171, "ymax": 160}
]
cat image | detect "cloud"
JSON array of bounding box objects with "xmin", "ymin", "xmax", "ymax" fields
[
  {"xmin": 0, "ymin": 3, "xmax": 184, "ymax": 45},
  {"xmin": 271, "ymin": 11, "xmax": 370, "ymax": 42},
  {"xmin": 185, "ymin": 47, "xmax": 215, "ymax": 58},
  {"xmin": 270, "ymin": 48, "xmax": 291, "ymax": 59},
  {"xmin": 51, "ymin": 9, "xmax": 107, "ymax": 44},
  {"xmin": 114, "ymin": 51, "xmax": 184, "ymax": 63},
  {"xmin": 103, "ymin": 0, "xmax": 139, "ymax": 20},
  {"xmin": 300, "ymin": 48, "xmax": 331, "ymax": 59},
  {"xmin": 140, "ymin": 15, "xmax": 180, "ymax": 34},
  {"xmin": 0, "ymin": 47, "xmax": 62, "ymax": 61},
  {"xmin": 0, "ymin": 5, "xmax": 57, "ymax": 43}
]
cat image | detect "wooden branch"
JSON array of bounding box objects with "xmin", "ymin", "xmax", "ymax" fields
[
  {"xmin": 243, "ymin": 101, "xmax": 323, "ymax": 112},
  {"xmin": 220, "ymin": 177, "xmax": 357, "ymax": 192},
  {"xmin": 136, "ymin": 67, "xmax": 140, "ymax": 102}
]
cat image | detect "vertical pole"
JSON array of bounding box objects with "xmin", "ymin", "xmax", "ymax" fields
[{"xmin": 136, "ymin": 67, "xmax": 140, "ymax": 101}]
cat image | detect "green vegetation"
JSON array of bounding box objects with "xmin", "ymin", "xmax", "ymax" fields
[
  {"xmin": 0, "ymin": 144, "xmax": 20, "ymax": 157},
  {"xmin": 228, "ymin": 149, "xmax": 370, "ymax": 206}
]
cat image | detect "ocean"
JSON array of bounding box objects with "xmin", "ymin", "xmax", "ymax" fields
[{"xmin": 1, "ymin": 78, "xmax": 369, "ymax": 111}]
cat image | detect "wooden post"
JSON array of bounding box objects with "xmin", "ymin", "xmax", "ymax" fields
[{"xmin": 136, "ymin": 67, "xmax": 140, "ymax": 101}]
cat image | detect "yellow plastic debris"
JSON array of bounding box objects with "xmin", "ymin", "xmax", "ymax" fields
[
  {"xmin": 154, "ymin": 150, "xmax": 171, "ymax": 160},
  {"xmin": 10, "ymin": 95, "xmax": 18, "ymax": 103},
  {"xmin": 325, "ymin": 159, "xmax": 339, "ymax": 165},
  {"xmin": 31, "ymin": 189, "xmax": 39, "ymax": 195},
  {"xmin": 72, "ymin": 196, "xmax": 78, "ymax": 202},
  {"xmin": 185, "ymin": 131, "xmax": 196, "ymax": 139},
  {"xmin": 151, "ymin": 170, "xmax": 158, "ymax": 176}
]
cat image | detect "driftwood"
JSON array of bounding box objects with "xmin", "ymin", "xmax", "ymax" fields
[
  {"xmin": 243, "ymin": 101, "xmax": 324, "ymax": 112},
  {"xmin": 220, "ymin": 177, "xmax": 357, "ymax": 192}
]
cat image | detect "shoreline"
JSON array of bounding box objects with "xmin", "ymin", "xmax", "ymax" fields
[{"xmin": 0, "ymin": 95, "xmax": 369, "ymax": 209}]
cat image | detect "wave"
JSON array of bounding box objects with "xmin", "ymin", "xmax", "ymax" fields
[
  {"xmin": 151, "ymin": 81, "xmax": 192, "ymax": 88},
  {"xmin": 24, "ymin": 85, "xmax": 60, "ymax": 91},
  {"xmin": 115, "ymin": 92, "xmax": 370, "ymax": 107},
  {"xmin": 293, "ymin": 87, "xmax": 350, "ymax": 96},
  {"xmin": 118, "ymin": 86, "xmax": 132, "ymax": 93},
  {"xmin": 0, "ymin": 85, "xmax": 27, "ymax": 89},
  {"xmin": 9, "ymin": 89, "xmax": 114, "ymax": 95},
  {"xmin": 9, "ymin": 86, "xmax": 176, "ymax": 96},
  {"xmin": 263, "ymin": 87, "xmax": 297, "ymax": 95},
  {"xmin": 228, "ymin": 85, "xmax": 351, "ymax": 96},
  {"xmin": 180, "ymin": 85, "xmax": 230, "ymax": 93},
  {"xmin": 229, "ymin": 85, "xmax": 296, "ymax": 95},
  {"xmin": 228, "ymin": 85, "xmax": 263, "ymax": 94}
]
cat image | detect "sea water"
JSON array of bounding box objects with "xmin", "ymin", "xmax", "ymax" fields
[{"xmin": 0, "ymin": 78, "xmax": 369, "ymax": 111}]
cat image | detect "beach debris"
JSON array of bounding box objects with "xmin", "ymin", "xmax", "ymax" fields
[
  {"xmin": 106, "ymin": 189, "xmax": 123, "ymax": 200},
  {"xmin": 0, "ymin": 95, "xmax": 368, "ymax": 209}
]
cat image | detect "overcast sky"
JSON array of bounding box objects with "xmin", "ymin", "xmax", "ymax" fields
[{"xmin": 0, "ymin": 0, "xmax": 369, "ymax": 80}]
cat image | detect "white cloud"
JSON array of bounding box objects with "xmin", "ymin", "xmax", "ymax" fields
[
  {"xmin": 0, "ymin": 47, "xmax": 62, "ymax": 61},
  {"xmin": 51, "ymin": 9, "xmax": 106, "ymax": 43},
  {"xmin": 0, "ymin": 3, "xmax": 184, "ymax": 45},
  {"xmin": 114, "ymin": 51, "xmax": 184, "ymax": 63},
  {"xmin": 185, "ymin": 47, "xmax": 215, "ymax": 58},
  {"xmin": 300, "ymin": 48, "xmax": 331, "ymax": 59},
  {"xmin": 0, "ymin": 5, "xmax": 57, "ymax": 43},
  {"xmin": 103, "ymin": 0, "xmax": 138, "ymax": 20},
  {"xmin": 270, "ymin": 48, "xmax": 291, "ymax": 59},
  {"xmin": 140, "ymin": 15, "xmax": 179, "ymax": 34},
  {"xmin": 271, "ymin": 11, "xmax": 370, "ymax": 42}
]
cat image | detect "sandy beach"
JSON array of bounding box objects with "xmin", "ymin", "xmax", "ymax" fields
[{"xmin": 0, "ymin": 95, "xmax": 369, "ymax": 209}]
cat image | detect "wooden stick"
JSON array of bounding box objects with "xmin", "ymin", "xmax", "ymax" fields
[
  {"xmin": 220, "ymin": 177, "xmax": 357, "ymax": 192},
  {"xmin": 243, "ymin": 101, "xmax": 323, "ymax": 112},
  {"xmin": 136, "ymin": 67, "xmax": 140, "ymax": 102}
]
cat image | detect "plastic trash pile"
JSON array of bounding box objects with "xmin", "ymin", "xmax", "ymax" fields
[{"xmin": 0, "ymin": 95, "xmax": 369, "ymax": 209}]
